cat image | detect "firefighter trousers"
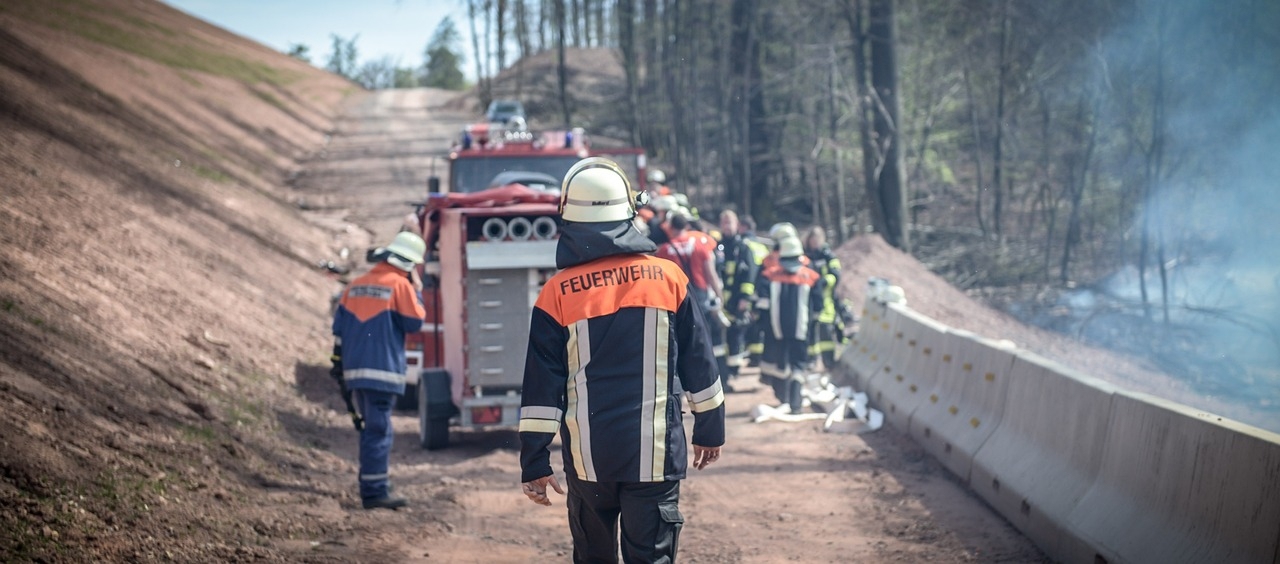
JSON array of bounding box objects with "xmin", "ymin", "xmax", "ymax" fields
[
  {"xmin": 355, "ymin": 389, "xmax": 396, "ymax": 500},
  {"xmin": 722, "ymin": 322, "xmax": 751, "ymax": 381},
  {"xmin": 566, "ymin": 475, "xmax": 683, "ymax": 564}
]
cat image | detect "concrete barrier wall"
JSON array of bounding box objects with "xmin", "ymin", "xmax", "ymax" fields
[
  {"xmin": 867, "ymin": 304, "xmax": 949, "ymax": 433},
  {"xmin": 909, "ymin": 330, "xmax": 1018, "ymax": 483},
  {"xmin": 1068, "ymin": 391, "xmax": 1280, "ymax": 564},
  {"xmin": 838, "ymin": 298, "xmax": 894, "ymax": 390},
  {"xmin": 842, "ymin": 300, "xmax": 1280, "ymax": 563},
  {"xmin": 968, "ymin": 352, "xmax": 1118, "ymax": 563}
]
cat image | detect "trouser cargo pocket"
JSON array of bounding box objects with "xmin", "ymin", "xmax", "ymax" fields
[{"xmin": 658, "ymin": 501, "xmax": 684, "ymax": 558}]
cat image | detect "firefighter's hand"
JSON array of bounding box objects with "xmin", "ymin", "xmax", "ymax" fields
[
  {"xmin": 521, "ymin": 475, "xmax": 564, "ymax": 506},
  {"xmin": 329, "ymin": 363, "xmax": 343, "ymax": 381},
  {"xmin": 692, "ymin": 445, "xmax": 721, "ymax": 470},
  {"xmin": 408, "ymin": 268, "xmax": 424, "ymax": 292}
]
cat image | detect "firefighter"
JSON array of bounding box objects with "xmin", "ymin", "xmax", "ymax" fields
[
  {"xmin": 656, "ymin": 210, "xmax": 724, "ymax": 314},
  {"xmin": 748, "ymin": 221, "xmax": 800, "ymax": 366},
  {"xmin": 519, "ymin": 157, "xmax": 725, "ymax": 562},
  {"xmin": 646, "ymin": 168, "xmax": 673, "ymax": 197},
  {"xmin": 739, "ymin": 216, "xmax": 771, "ymax": 367},
  {"xmin": 804, "ymin": 226, "xmax": 846, "ymax": 370},
  {"xmin": 644, "ymin": 194, "xmax": 677, "ymax": 246},
  {"xmin": 330, "ymin": 231, "xmax": 427, "ymax": 510},
  {"xmin": 716, "ymin": 210, "xmax": 766, "ymax": 390},
  {"xmin": 756, "ymin": 234, "xmax": 824, "ymax": 414}
]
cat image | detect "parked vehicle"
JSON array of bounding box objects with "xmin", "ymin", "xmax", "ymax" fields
[
  {"xmin": 403, "ymin": 126, "xmax": 649, "ymax": 449},
  {"xmin": 485, "ymin": 99, "xmax": 526, "ymax": 126}
]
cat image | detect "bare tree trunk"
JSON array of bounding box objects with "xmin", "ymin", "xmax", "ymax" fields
[
  {"xmin": 595, "ymin": 0, "xmax": 606, "ymax": 46},
  {"xmin": 617, "ymin": 0, "xmax": 640, "ymax": 145},
  {"xmin": 640, "ymin": 0, "xmax": 659, "ymax": 153},
  {"xmin": 665, "ymin": 0, "xmax": 685, "ymax": 191},
  {"xmin": 468, "ymin": 0, "xmax": 489, "ymax": 106},
  {"xmin": 845, "ymin": 0, "xmax": 879, "ymax": 237},
  {"xmin": 483, "ymin": 0, "xmax": 494, "ymax": 84},
  {"xmin": 716, "ymin": 2, "xmax": 736, "ymax": 205},
  {"xmin": 515, "ymin": 0, "xmax": 530, "ymax": 58},
  {"xmin": 539, "ymin": 0, "xmax": 549, "ymax": 52},
  {"xmin": 991, "ymin": 0, "xmax": 1010, "ymax": 241},
  {"xmin": 514, "ymin": 0, "xmax": 529, "ymax": 96},
  {"xmin": 962, "ymin": 63, "xmax": 986, "ymax": 237},
  {"xmin": 1061, "ymin": 94, "xmax": 1097, "ymax": 283},
  {"xmin": 556, "ymin": 0, "xmax": 571, "ymax": 126},
  {"xmin": 571, "ymin": 0, "xmax": 582, "ymax": 47},
  {"xmin": 730, "ymin": 0, "xmax": 757, "ymax": 215},
  {"xmin": 497, "ymin": 0, "xmax": 508, "ymax": 69},
  {"xmin": 1153, "ymin": 8, "xmax": 1170, "ymax": 324},
  {"xmin": 869, "ymin": 0, "xmax": 909, "ymax": 251}
]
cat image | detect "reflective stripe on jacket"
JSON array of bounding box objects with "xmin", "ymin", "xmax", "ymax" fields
[
  {"xmin": 519, "ymin": 253, "xmax": 725, "ymax": 484},
  {"xmin": 758, "ymin": 261, "xmax": 823, "ymax": 341},
  {"xmin": 332, "ymin": 263, "xmax": 425, "ymax": 394},
  {"xmin": 806, "ymin": 247, "xmax": 841, "ymax": 323}
]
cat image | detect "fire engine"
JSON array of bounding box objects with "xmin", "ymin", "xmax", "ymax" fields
[{"xmin": 405, "ymin": 123, "xmax": 647, "ymax": 449}]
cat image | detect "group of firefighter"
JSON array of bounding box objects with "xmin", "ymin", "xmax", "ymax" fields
[{"xmin": 636, "ymin": 169, "xmax": 856, "ymax": 413}]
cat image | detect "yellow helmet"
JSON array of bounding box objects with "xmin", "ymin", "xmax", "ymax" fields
[
  {"xmin": 559, "ymin": 157, "xmax": 637, "ymax": 223},
  {"xmin": 769, "ymin": 222, "xmax": 798, "ymax": 241}
]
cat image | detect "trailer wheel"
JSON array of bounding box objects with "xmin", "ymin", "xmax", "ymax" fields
[{"xmin": 418, "ymin": 368, "xmax": 451, "ymax": 450}]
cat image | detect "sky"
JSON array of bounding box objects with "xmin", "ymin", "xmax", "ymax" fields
[{"xmin": 163, "ymin": 0, "xmax": 473, "ymax": 76}]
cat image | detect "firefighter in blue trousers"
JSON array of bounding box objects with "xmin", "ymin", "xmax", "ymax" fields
[
  {"xmin": 518, "ymin": 157, "xmax": 725, "ymax": 563},
  {"xmin": 331, "ymin": 232, "xmax": 427, "ymax": 510}
]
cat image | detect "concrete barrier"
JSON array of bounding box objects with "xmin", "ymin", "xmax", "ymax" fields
[
  {"xmin": 1067, "ymin": 391, "xmax": 1280, "ymax": 564},
  {"xmin": 867, "ymin": 304, "xmax": 949, "ymax": 433},
  {"xmin": 838, "ymin": 300, "xmax": 1280, "ymax": 564},
  {"xmin": 909, "ymin": 330, "xmax": 1018, "ymax": 483},
  {"xmin": 839, "ymin": 298, "xmax": 894, "ymax": 390},
  {"xmin": 969, "ymin": 352, "xmax": 1118, "ymax": 563}
]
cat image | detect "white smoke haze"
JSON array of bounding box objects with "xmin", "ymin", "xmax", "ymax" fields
[{"xmin": 1032, "ymin": 0, "xmax": 1280, "ymax": 432}]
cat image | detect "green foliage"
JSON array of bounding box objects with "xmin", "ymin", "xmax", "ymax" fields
[
  {"xmin": 422, "ymin": 16, "xmax": 466, "ymax": 91},
  {"xmin": 325, "ymin": 34, "xmax": 360, "ymax": 80},
  {"xmin": 285, "ymin": 43, "xmax": 311, "ymax": 63}
]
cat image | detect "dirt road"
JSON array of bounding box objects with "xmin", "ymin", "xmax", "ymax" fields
[{"xmin": 289, "ymin": 89, "xmax": 1047, "ymax": 563}]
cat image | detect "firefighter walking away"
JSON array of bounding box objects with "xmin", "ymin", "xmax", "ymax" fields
[{"xmin": 518, "ymin": 157, "xmax": 726, "ymax": 563}]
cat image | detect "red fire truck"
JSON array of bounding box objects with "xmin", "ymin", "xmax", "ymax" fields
[{"xmin": 404, "ymin": 124, "xmax": 647, "ymax": 449}]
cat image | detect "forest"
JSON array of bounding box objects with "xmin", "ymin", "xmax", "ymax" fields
[{"xmin": 389, "ymin": 0, "xmax": 1280, "ymax": 401}]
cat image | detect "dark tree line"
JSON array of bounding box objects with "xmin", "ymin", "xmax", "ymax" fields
[{"xmin": 464, "ymin": 0, "xmax": 1280, "ymax": 331}]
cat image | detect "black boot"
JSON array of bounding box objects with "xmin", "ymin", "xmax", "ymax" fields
[{"xmin": 362, "ymin": 496, "xmax": 408, "ymax": 510}]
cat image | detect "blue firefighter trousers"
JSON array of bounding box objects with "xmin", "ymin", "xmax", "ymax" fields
[{"xmin": 355, "ymin": 389, "xmax": 396, "ymax": 500}]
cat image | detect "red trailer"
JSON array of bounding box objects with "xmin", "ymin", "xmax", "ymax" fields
[{"xmin": 403, "ymin": 125, "xmax": 647, "ymax": 449}]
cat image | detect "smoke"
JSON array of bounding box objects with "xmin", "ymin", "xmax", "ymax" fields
[{"xmin": 1056, "ymin": 0, "xmax": 1280, "ymax": 427}]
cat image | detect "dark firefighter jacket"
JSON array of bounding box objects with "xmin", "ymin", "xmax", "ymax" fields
[
  {"xmin": 718, "ymin": 234, "xmax": 768, "ymax": 320},
  {"xmin": 805, "ymin": 246, "xmax": 842, "ymax": 324},
  {"xmin": 519, "ymin": 220, "xmax": 726, "ymax": 484},
  {"xmin": 757, "ymin": 257, "xmax": 824, "ymax": 342}
]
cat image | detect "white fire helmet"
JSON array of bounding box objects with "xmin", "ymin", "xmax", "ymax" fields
[
  {"xmin": 559, "ymin": 157, "xmax": 637, "ymax": 223},
  {"xmin": 778, "ymin": 236, "xmax": 804, "ymax": 258},
  {"xmin": 883, "ymin": 285, "xmax": 907, "ymax": 305},
  {"xmin": 648, "ymin": 169, "xmax": 666, "ymax": 184},
  {"xmin": 769, "ymin": 222, "xmax": 798, "ymax": 242},
  {"xmin": 381, "ymin": 231, "xmax": 426, "ymax": 271}
]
